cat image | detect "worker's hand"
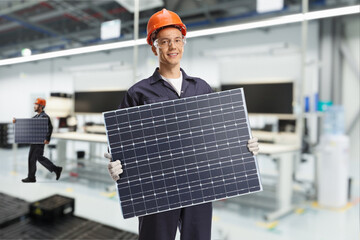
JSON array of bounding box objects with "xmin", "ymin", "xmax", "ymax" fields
[
  {"xmin": 104, "ymin": 152, "xmax": 123, "ymax": 181},
  {"xmin": 247, "ymin": 137, "xmax": 259, "ymax": 155},
  {"xmin": 12, "ymin": 118, "xmax": 16, "ymax": 124},
  {"xmin": 44, "ymin": 140, "xmax": 49, "ymax": 144}
]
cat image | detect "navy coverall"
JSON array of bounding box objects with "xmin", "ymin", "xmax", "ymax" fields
[
  {"xmin": 120, "ymin": 68, "xmax": 213, "ymax": 240},
  {"xmin": 27, "ymin": 111, "xmax": 56, "ymax": 179}
]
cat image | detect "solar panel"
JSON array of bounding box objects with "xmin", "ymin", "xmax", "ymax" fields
[
  {"xmin": 14, "ymin": 118, "xmax": 48, "ymax": 144},
  {"xmin": 103, "ymin": 88, "xmax": 262, "ymax": 219}
]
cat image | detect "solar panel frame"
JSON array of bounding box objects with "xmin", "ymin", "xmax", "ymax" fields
[
  {"xmin": 14, "ymin": 118, "xmax": 48, "ymax": 144},
  {"xmin": 103, "ymin": 88, "xmax": 262, "ymax": 219}
]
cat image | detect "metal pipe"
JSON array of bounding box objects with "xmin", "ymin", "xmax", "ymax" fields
[
  {"xmin": 1, "ymin": 14, "xmax": 59, "ymax": 38},
  {"xmin": 297, "ymin": 0, "xmax": 309, "ymax": 145},
  {"xmin": 133, "ymin": 0, "xmax": 139, "ymax": 84},
  {"xmin": 346, "ymin": 111, "xmax": 360, "ymax": 135},
  {"xmin": 340, "ymin": 41, "xmax": 360, "ymax": 82},
  {"xmin": 332, "ymin": 19, "xmax": 343, "ymax": 104}
]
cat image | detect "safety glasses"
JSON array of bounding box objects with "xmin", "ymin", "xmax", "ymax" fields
[{"xmin": 153, "ymin": 37, "xmax": 186, "ymax": 49}]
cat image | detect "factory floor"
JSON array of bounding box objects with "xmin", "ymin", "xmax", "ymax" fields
[{"xmin": 0, "ymin": 147, "xmax": 358, "ymax": 240}]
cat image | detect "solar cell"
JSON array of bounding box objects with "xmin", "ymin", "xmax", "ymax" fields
[
  {"xmin": 103, "ymin": 88, "xmax": 262, "ymax": 219},
  {"xmin": 14, "ymin": 118, "xmax": 48, "ymax": 144}
]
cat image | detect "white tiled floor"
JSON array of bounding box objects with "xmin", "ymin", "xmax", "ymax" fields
[{"xmin": 0, "ymin": 147, "xmax": 359, "ymax": 240}]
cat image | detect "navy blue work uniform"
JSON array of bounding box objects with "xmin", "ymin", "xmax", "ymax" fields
[
  {"xmin": 27, "ymin": 111, "xmax": 56, "ymax": 179},
  {"xmin": 120, "ymin": 68, "xmax": 213, "ymax": 240}
]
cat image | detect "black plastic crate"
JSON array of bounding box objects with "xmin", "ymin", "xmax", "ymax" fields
[
  {"xmin": 76, "ymin": 223, "xmax": 138, "ymax": 240},
  {"xmin": 0, "ymin": 193, "xmax": 138, "ymax": 239},
  {"xmin": 0, "ymin": 216, "xmax": 85, "ymax": 239},
  {"xmin": 0, "ymin": 216, "xmax": 138, "ymax": 239},
  {"xmin": 29, "ymin": 194, "xmax": 74, "ymax": 222},
  {"xmin": 0, "ymin": 193, "xmax": 29, "ymax": 228}
]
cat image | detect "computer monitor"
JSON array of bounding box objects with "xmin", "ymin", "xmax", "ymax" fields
[
  {"xmin": 75, "ymin": 91, "xmax": 126, "ymax": 114},
  {"xmin": 221, "ymin": 82, "xmax": 294, "ymax": 115}
]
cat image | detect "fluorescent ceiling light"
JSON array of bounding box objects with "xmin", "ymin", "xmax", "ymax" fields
[
  {"xmin": 187, "ymin": 5, "xmax": 359, "ymax": 38},
  {"xmin": 0, "ymin": 39, "xmax": 147, "ymax": 66},
  {"xmin": 187, "ymin": 14, "xmax": 304, "ymax": 38},
  {"xmin": 21, "ymin": 48, "xmax": 32, "ymax": 57},
  {"xmin": 0, "ymin": 5, "xmax": 358, "ymax": 67},
  {"xmin": 304, "ymin": 5, "xmax": 360, "ymax": 20}
]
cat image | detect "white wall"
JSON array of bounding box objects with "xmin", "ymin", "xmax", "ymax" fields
[
  {"xmin": 0, "ymin": 61, "xmax": 73, "ymax": 121},
  {"xmin": 217, "ymin": 23, "xmax": 318, "ymax": 83},
  {"xmin": 0, "ymin": 48, "xmax": 136, "ymax": 122}
]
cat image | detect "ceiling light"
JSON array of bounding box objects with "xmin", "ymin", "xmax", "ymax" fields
[
  {"xmin": 187, "ymin": 5, "xmax": 359, "ymax": 38},
  {"xmin": 0, "ymin": 39, "xmax": 147, "ymax": 66},
  {"xmin": 21, "ymin": 48, "xmax": 32, "ymax": 57},
  {"xmin": 187, "ymin": 14, "xmax": 304, "ymax": 38},
  {"xmin": 0, "ymin": 5, "xmax": 358, "ymax": 67},
  {"xmin": 304, "ymin": 5, "xmax": 360, "ymax": 20}
]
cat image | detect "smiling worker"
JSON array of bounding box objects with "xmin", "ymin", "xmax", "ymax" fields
[{"xmin": 105, "ymin": 9, "xmax": 260, "ymax": 240}]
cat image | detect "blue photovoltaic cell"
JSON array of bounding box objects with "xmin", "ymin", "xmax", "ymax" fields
[
  {"xmin": 14, "ymin": 118, "xmax": 48, "ymax": 144},
  {"xmin": 103, "ymin": 88, "xmax": 262, "ymax": 219}
]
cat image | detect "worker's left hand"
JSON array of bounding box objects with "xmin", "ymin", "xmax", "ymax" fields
[
  {"xmin": 44, "ymin": 140, "xmax": 49, "ymax": 144},
  {"xmin": 247, "ymin": 137, "xmax": 259, "ymax": 155},
  {"xmin": 104, "ymin": 153, "xmax": 123, "ymax": 181}
]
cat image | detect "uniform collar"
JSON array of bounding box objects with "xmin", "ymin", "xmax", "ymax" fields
[{"xmin": 149, "ymin": 67, "xmax": 196, "ymax": 85}]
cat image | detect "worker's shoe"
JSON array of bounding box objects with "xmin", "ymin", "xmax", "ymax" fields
[
  {"xmin": 54, "ymin": 166, "xmax": 62, "ymax": 180},
  {"xmin": 22, "ymin": 177, "xmax": 36, "ymax": 183}
]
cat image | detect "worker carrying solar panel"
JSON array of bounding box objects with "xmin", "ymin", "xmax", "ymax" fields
[
  {"xmin": 104, "ymin": 9, "xmax": 259, "ymax": 240},
  {"xmin": 12, "ymin": 98, "xmax": 62, "ymax": 183}
]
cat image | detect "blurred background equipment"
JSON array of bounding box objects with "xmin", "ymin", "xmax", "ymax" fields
[
  {"xmin": 317, "ymin": 134, "xmax": 349, "ymax": 208},
  {"xmin": 317, "ymin": 105, "xmax": 350, "ymax": 208},
  {"xmin": 0, "ymin": 123, "xmax": 14, "ymax": 149},
  {"xmin": 46, "ymin": 94, "xmax": 73, "ymax": 118}
]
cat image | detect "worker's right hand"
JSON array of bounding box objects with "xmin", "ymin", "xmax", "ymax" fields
[
  {"xmin": 12, "ymin": 118, "xmax": 16, "ymax": 123},
  {"xmin": 104, "ymin": 152, "xmax": 123, "ymax": 181}
]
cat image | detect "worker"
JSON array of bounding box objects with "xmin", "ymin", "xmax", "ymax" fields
[
  {"xmin": 104, "ymin": 9, "xmax": 259, "ymax": 240},
  {"xmin": 13, "ymin": 98, "xmax": 62, "ymax": 183}
]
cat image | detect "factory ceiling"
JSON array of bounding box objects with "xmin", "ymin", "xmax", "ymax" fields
[{"xmin": 0, "ymin": 0, "xmax": 356, "ymax": 60}]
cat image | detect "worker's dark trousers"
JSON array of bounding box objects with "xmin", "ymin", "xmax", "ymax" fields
[
  {"xmin": 28, "ymin": 144, "xmax": 56, "ymax": 179},
  {"xmin": 138, "ymin": 202, "xmax": 212, "ymax": 240}
]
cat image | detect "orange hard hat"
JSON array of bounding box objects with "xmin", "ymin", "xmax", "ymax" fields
[
  {"xmin": 146, "ymin": 8, "xmax": 186, "ymax": 46},
  {"xmin": 34, "ymin": 98, "xmax": 46, "ymax": 107}
]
